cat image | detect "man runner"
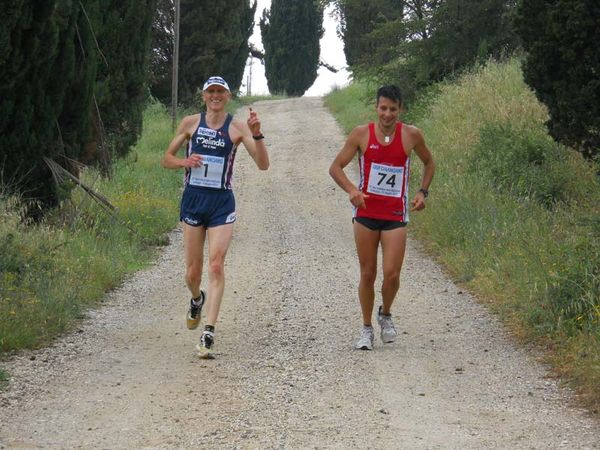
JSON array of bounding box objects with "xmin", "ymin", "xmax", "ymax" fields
[{"xmin": 329, "ymin": 85, "xmax": 435, "ymax": 350}]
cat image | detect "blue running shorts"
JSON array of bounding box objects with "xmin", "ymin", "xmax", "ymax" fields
[{"xmin": 180, "ymin": 187, "xmax": 236, "ymax": 228}]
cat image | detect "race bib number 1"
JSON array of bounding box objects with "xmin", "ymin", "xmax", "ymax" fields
[
  {"xmin": 367, "ymin": 163, "xmax": 403, "ymax": 197},
  {"xmin": 189, "ymin": 154, "xmax": 225, "ymax": 188}
]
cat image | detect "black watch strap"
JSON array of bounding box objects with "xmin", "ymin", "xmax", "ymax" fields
[{"xmin": 418, "ymin": 188, "xmax": 429, "ymax": 198}]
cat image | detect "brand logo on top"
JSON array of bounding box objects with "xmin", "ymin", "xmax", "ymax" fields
[
  {"xmin": 196, "ymin": 136, "xmax": 226, "ymax": 148},
  {"xmin": 369, "ymin": 144, "xmax": 380, "ymax": 150},
  {"xmin": 197, "ymin": 127, "xmax": 217, "ymax": 138}
]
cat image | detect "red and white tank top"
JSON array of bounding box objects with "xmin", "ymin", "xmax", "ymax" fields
[{"xmin": 355, "ymin": 122, "xmax": 410, "ymax": 222}]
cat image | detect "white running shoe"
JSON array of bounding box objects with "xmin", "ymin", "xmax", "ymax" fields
[
  {"xmin": 197, "ymin": 330, "xmax": 215, "ymax": 359},
  {"xmin": 355, "ymin": 326, "xmax": 374, "ymax": 350},
  {"xmin": 377, "ymin": 306, "xmax": 397, "ymax": 343}
]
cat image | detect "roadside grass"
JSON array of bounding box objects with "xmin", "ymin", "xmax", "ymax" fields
[
  {"xmin": 324, "ymin": 80, "xmax": 380, "ymax": 133},
  {"xmin": 325, "ymin": 59, "xmax": 600, "ymax": 409}
]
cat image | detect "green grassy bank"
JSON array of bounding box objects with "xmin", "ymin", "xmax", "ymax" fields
[{"xmin": 325, "ymin": 59, "xmax": 600, "ymax": 408}]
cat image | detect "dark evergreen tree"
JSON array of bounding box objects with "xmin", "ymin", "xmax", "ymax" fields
[
  {"xmin": 0, "ymin": 1, "xmax": 99, "ymax": 208},
  {"xmin": 517, "ymin": 0, "xmax": 600, "ymax": 159},
  {"xmin": 424, "ymin": 0, "xmax": 519, "ymax": 82},
  {"xmin": 1, "ymin": 0, "xmax": 157, "ymax": 207},
  {"xmin": 58, "ymin": 1, "xmax": 102, "ymax": 172},
  {"xmin": 95, "ymin": 0, "xmax": 157, "ymax": 159},
  {"xmin": 260, "ymin": 0, "xmax": 324, "ymax": 96},
  {"xmin": 149, "ymin": 0, "xmax": 174, "ymax": 104},
  {"xmin": 401, "ymin": 0, "xmax": 440, "ymax": 40},
  {"xmin": 332, "ymin": 0, "xmax": 404, "ymax": 69},
  {"xmin": 179, "ymin": 0, "xmax": 256, "ymax": 105}
]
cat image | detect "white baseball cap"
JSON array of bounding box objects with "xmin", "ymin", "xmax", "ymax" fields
[{"xmin": 203, "ymin": 76, "xmax": 230, "ymax": 91}]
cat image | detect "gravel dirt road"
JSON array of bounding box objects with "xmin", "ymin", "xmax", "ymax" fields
[{"xmin": 1, "ymin": 97, "xmax": 599, "ymax": 449}]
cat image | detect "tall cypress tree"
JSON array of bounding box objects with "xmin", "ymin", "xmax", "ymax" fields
[
  {"xmin": 0, "ymin": 1, "xmax": 99, "ymax": 208},
  {"xmin": 260, "ymin": 0, "xmax": 324, "ymax": 96},
  {"xmin": 95, "ymin": 0, "xmax": 157, "ymax": 160},
  {"xmin": 58, "ymin": 0, "xmax": 101, "ymax": 173},
  {"xmin": 149, "ymin": 0, "xmax": 175, "ymax": 104},
  {"xmin": 424, "ymin": 0, "xmax": 519, "ymax": 82},
  {"xmin": 1, "ymin": 0, "xmax": 157, "ymax": 207},
  {"xmin": 179, "ymin": 0, "xmax": 256, "ymax": 105},
  {"xmin": 517, "ymin": 0, "xmax": 600, "ymax": 159}
]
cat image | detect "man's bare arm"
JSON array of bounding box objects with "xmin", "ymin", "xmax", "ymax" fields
[
  {"xmin": 329, "ymin": 127, "xmax": 369, "ymax": 208},
  {"xmin": 409, "ymin": 128, "xmax": 435, "ymax": 211}
]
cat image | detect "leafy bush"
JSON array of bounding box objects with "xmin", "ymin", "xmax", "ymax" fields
[
  {"xmin": 472, "ymin": 123, "xmax": 591, "ymax": 208},
  {"xmin": 545, "ymin": 216, "xmax": 600, "ymax": 335}
]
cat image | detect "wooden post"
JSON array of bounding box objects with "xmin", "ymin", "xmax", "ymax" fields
[
  {"xmin": 247, "ymin": 53, "xmax": 253, "ymax": 96},
  {"xmin": 171, "ymin": 0, "xmax": 180, "ymax": 130}
]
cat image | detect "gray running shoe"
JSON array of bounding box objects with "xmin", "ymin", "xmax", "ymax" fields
[
  {"xmin": 377, "ymin": 306, "xmax": 397, "ymax": 343},
  {"xmin": 355, "ymin": 326, "xmax": 374, "ymax": 350}
]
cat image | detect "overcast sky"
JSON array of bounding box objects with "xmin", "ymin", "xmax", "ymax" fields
[{"xmin": 240, "ymin": 1, "xmax": 350, "ymax": 97}]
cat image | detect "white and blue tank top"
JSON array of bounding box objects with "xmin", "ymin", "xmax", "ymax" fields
[{"xmin": 185, "ymin": 113, "xmax": 238, "ymax": 190}]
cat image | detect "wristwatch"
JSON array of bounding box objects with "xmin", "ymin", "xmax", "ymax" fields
[{"xmin": 418, "ymin": 188, "xmax": 429, "ymax": 198}]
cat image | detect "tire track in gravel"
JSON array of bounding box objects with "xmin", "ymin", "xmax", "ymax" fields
[{"xmin": 0, "ymin": 97, "xmax": 598, "ymax": 449}]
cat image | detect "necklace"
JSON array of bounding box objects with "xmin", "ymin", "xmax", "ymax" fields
[{"xmin": 378, "ymin": 123, "xmax": 395, "ymax": 143}]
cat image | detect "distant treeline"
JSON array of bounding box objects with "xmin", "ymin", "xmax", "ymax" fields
[
  {"xmin": 329, "ymin": 0, "xmax": 599, "ymax": 160},
  {"xmin": 149, "ymin": 0, "xmax": 324, "ymax": 101}
]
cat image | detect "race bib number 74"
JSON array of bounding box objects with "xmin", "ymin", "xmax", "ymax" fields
[{"xmin": 366, "ymin": 163, "xmax": 404, "ymax": 197}]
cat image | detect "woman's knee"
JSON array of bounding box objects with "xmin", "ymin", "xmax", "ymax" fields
[
  {"xmin": 208, "ymin": 258, "xmax": 225, "ymax": 279},
  {"xmin": 186, "ymin": 264, "xmax": 202, "ymax": 284}
]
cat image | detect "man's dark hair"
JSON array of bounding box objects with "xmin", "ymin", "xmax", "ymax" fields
[{"xmin": 377, "ymin": 85, "xmax": 403, "ymax": 106}]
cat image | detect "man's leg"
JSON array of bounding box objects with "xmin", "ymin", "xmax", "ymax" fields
[
  {"xmin": 183, "ymin": 223, "xmax": 207, "ymax": 298},
  {"xmin": 204, "ymin": 223, "xmax": 234, "ymax": 326},
  {"xmin": 380, "ymin": 227, "xmax": 408, "ymax": 314},
  {"xmin": 353, "ymin": 221, "xmax": 381, "ymax": 326}
]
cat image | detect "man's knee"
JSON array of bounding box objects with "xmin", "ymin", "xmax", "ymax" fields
[
  {"xmin": 360, "ymin": 267, "xmax": 377, "ymax": 285},
  {"xmin": 383, "ymin": 270, "xmax": 401, "ymax": 286}
]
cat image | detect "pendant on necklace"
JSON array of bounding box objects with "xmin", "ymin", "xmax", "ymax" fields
[{"xmin": 384, "ymin": 135, "xmax": 391, "ymax": 143}]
